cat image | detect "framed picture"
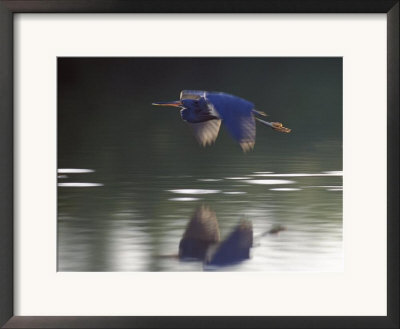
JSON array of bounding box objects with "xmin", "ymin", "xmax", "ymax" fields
[{"xmin": 0, "ymin": 0, "xmax": 398, "ymax": 328}]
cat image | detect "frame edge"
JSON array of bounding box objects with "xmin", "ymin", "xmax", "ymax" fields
[
  {"xmin": 0, "ymin": 0, "xmax": 14, "ymax": 328},
  {"xmin": 2, "ymin": 0, "xmax": 399, "ymax": 328},
  {"xmin": 387, "ymin": 2, "xmax": 400, "ymax": 327}
]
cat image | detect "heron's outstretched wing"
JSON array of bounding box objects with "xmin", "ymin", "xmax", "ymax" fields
[
  {"xmin": 206, "ymin": 93, "xmax": 256, "ymax": 152},
  {"xmin": 187, "ymin": 119, "xmax": 222, "ymax": 146}
]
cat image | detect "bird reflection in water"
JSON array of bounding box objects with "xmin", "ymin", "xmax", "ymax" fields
[
  {"xmin": 178, "ymin": 206, "xmax": 254, "ymax": 267},
  {"xmin": 205, "ymin": 219, "xmax": 253, "ymax": 267},
  {"xmin": 179, "ymin": 206, "xmax": 220, "ymax": 260},
  {"xmin": 178, "ymin": 205, "xmax": 287, "ymax": 269}
]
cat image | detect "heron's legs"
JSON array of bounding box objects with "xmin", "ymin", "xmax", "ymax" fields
[{"xmin": 255, "ymin": 117, "xmax": 291, "ymax": 133}]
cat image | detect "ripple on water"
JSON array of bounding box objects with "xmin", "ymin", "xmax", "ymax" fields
[
  {"xmin": 270, "ymin": 188, "xmax": 302, "ymax": 191},
  {"xmin": 251, "ymin": 172, "xmax": 342, "ymax": 177},
  {"xmin": 323, "ymin": 171, "xmax": 343, "ymax": 175},
  {"xmin": 57, "ymin": 168, "xmax": 95, "ymax": 174},
  {"xmin": 303, "ymin": 185, "xmax": 342, "ymax": 189},
  {"xmin": 58, "ymin": 182, "xmax": 103, "ymax": 187},
  {"xmin": 167, "ymin": 189, "xmax": 221, "ymax": 194},
  {"xmin": 169, "ymin": 197, "xmax": 201, "ymax": 201},
  {"xmin": 197, "ymin": 179, "xmax": 222, "ymax": 182},
  {"xmin": 244, "ymin": 179, "xmax": 294, "ymax": 185},
  {"xmin": 223, "ymin": 191, "xmax": 247, "ymax": 195}
]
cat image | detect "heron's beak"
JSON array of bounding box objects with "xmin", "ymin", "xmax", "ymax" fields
[{"xmin": 152, "ymin": 101, "xmax": 182, "ymax": 107}]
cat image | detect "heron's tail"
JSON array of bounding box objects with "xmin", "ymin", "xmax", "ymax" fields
[{"xmin": 255, "ymin": 118, "xmax": 291, "ymax": 133}]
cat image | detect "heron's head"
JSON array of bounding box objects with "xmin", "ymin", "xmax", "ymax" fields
[{"xmin": 181, "ymin": 98, "xmax": 209, "ymax": 109}]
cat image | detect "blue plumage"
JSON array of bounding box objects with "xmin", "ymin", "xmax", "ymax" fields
[
  {"xmin": 152, "ymin": 90, "xmax": 291, "ymax": 151},
  {"xmin": 206, "ymin": 92, "xmax": 255, "ymax": 145}
]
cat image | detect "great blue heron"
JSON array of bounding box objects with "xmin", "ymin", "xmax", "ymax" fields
[{"xmin": 153, "ymin": 90, "xmax": 291, "ymax": 152}]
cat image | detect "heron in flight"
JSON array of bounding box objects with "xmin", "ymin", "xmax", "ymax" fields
[{"xmin": 152, "ymin": 90, "xmax": 291, "ymax": 152}]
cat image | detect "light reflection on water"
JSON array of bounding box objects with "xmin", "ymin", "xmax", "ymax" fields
[
  {"xmin": 169, "ymin": 197, "xmax": 200, "ymax": 201},
  {"xmin": 244, "ymin": 179, "xmax": 295, "ymax": 185},
  {"xmin": 270, "ymin": 188, "xmax": 302, "ymax": 191},
  {"xmin": 168, "ymin": 189, "xmax": 221, "ymax": 194},
  {"xmin": 58, "ymin": 168, "xmax": 343, "ymax": 272}
]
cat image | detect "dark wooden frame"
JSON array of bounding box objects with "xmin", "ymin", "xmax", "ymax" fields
[{"xmin": 0, "ymin": 1, "xmax": 398, "ymax": 328}]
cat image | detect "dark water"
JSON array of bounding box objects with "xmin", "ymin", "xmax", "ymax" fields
[{"xmin": 57, "ymin": 58, "xmax": 342, "ymax": 272}]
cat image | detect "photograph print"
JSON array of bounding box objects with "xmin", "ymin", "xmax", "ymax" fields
[{"xmin": 57, "ymin": 57, "xmax": 342, "ymax": 272}]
